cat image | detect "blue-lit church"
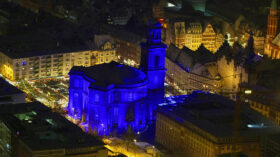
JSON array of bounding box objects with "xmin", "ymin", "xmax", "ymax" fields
[{"xmin": 68, "ymin": 22, "xmax": 167, "ymax": 136}]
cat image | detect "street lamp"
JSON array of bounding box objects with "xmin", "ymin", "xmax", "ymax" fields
[{"xmin": 244, "ymin": 90, "xmax": 252, "ymax": 95}]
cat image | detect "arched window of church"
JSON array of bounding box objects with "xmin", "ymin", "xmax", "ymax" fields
[
  {"xmin": 154, "ymin": 55, "xmax": 160, "ymax": 67},
  {"xmin": 150, "ymin": 32, "xmax": 154, "ymax": 39},
  {"xmin": 74, "ymin": 93, "xmax": 79, "ymax": 108},
  {"xmin": 156, "ymin": 30, "xmax": 161, "ymax": 39},
  {"xmin": 95, "ymin": 94, "xmax": 100, "ymax": 102},
  {"xmin": 127, "ymin": 92, "xmax": 133, "ymax": 101}
]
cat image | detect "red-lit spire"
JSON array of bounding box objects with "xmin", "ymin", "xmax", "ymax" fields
[{"xmin": 267, "ymin": 0, "xmax": 278, "ymax": 41}]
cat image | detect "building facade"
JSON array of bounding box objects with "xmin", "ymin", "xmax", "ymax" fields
[
  {"xmin": 156, "ymin": 93, "xmax": 280, "ymax": 157},
  {"xmin": 185, "ymin": 23, "xmax": 203, "ymax": 51},
  {"xmin": 165, "ymin": 57, "xmax": 221, "ymax": 94},
  {"xmin": 174, "ymin": 22, "xmax": 186, "ymax": 49},
  {"xmin": 0, "ymin": 41, "xmax": 117, "ymax": 81},
  {"xmin": 171, "ymin": 22, "xmax": 224, "ymax": 53},
  {"xmin": 202, "ymin": 24, "xmax": 217, "ymax": 52}
]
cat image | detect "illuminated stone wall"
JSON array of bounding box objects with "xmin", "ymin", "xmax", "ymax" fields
[
  {"xmin": 217, "ymin": 56, "xmax": 248, "ymax": 99},
  {"xmin": 68, "ymin": 71, "xmax": 150, "ymax": 135}
]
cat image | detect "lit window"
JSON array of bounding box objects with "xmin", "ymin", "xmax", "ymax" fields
[
  {"xmin": 95, "ymin": 94, "xmax": 99, "ymax": 102},
  {"xmin": 22, "ymin": 61, "xmax": 26, "ymax": 66}
]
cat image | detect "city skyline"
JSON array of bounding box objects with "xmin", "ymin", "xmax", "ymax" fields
[{"xmin": 0, "ymin": 0, "xmax": 280, "ymax": 157}]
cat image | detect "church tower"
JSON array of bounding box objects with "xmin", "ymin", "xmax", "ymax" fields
[
  {"xmin": 266, "ymin": 0, "xmax": 278, "ymax": 42},
  {"xmin": 140, "ymin": 22, "xmax": 167, "ymax": 90}
]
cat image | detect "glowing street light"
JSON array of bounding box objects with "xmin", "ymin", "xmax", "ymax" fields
[{"xmin": 244, "ymin": 90, "xmax": 252, "ymax": 95}]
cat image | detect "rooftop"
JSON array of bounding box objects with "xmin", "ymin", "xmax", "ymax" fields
[
  {"xmin": 0, "ymin": 77, "xmax": 24, "ymax": 96},
  {"xmin": 158, "ymin": 92, "xmax": 280, "ymax": 139},
  {"xmin": 0, "ymin": 2, "xmax": 94, "ymax": 59},
  {"xmin": 69, "ymin": 61, "xmax": 148, "ymax": 87},
  {"xmin": 242, "ymin": 85, "xmax": 280, "ymax": 106},
  {"xmin": 0, "ymin": 102, "xmax": 104, "ymax": 151}
]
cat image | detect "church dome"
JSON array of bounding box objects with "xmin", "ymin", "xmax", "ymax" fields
[{"xmin": 70, "ymin": 61, "xmax": 147, "ymax": 87}]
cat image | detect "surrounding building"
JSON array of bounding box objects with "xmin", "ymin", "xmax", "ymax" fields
[
  {"xmin": 0, "ymin": 77, "xmax": 26, "ymax": 105},
  {"xmin": 241, "ymin": 85, "xmax": 280, "ymax": 125},
  {"xmin": 264, "ymin": 0, "xmax": 280, "ymax": 59},
  {"xmin": 0, "ymin": 35, "xmax": 117, "ymax": 81},
  {"xmin": 202, "ymin": 24, "xmax": 217, "ymax": 52},
  {"xmin": 216, "ymin": 55, "xmax": 248, "ymax": 99},
  {"xmin": 164, "ymin": 42, "xmax": 249, "ymax": 98},
  {"xmin": 165, "ymin": 56, "xmax": 221, "ymax": 94},
  {"xmin": 110, "ymin": 29, "xmax": 145, "ymax": 67},
  {"xmin": 68, "ymin": 22, "xmax": 166, "ymax": 136},
  {"xmin": 0, "ymin": 102, "xmax": 107, "ymax": 157},
  {"xmin": 171, "ymin": 21, "xmax": 225, "ymax": 53},
  {"xmin": 185, "ymin": 22, "xmax": 203, "ymax": 51},
  {"xmin": 91, "ymin": 35, "xmax": 118, "ymax": 65},
  {"xmin": 174, "ymin": 22, "xmax": 186, "ymax": 49},
  {"xmin": 156, "ymin": 92, "xmax": 280, "ymax": 157}
]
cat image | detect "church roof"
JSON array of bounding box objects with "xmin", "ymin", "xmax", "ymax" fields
[
  {"xmin": 272, "ymin": 32, "xmax": 280, "ymax": 47},
  {"xmin": 69, "ymin": 61, "xmax": 147, "ymax": 87},
  {"xmin": 271, "ymin": 0, "xmax": 277, "ymax": 10},
  {"xmin": 166, "ymin": 44, "xmax": 181, "ymax": 61}
]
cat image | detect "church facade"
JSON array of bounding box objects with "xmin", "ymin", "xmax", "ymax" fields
[{"xmin": 68, "ymin": 22, "xmax": 166, "ymax": 136}]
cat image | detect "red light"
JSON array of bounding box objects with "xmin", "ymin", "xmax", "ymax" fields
[{"xmin": 158, "ymin": 18, "xmax": 164, "ymax": 23}]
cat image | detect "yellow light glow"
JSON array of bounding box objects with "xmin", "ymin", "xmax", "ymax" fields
[{"xmin": 244, "ymin": 90, "xmax": 252, "ymax": 94}]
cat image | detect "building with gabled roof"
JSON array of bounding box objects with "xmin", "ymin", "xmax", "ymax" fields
[{"xmin": 169, "ymin": 20, "xmax": 225, "ymax": 53}]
